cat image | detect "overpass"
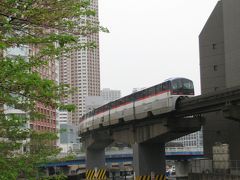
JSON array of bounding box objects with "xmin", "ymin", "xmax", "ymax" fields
[
  {"xmin": 43, "ymin": 147, "xmax": 204, "ymax": 167},
  {"xmin": 80, "ymin": 85, "xmax": 240, "ymax": 176}
]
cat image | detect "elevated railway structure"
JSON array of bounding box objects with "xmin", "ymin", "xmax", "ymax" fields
[
  {"xmin": 176, "ymin": 85, "xmax": 240, "ymax": 120},
  {"xmin": 80, "ymin": 85, "xmax": 240, "ymax": 176},
  {"xmin": 80, "ymin": 85, "xmax": 240, "ymax": 137}
]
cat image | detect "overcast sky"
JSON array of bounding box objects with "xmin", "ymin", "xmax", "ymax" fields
[{"xmin": 98, "ymin": 0, "xmax": 219, "ymax": 96}]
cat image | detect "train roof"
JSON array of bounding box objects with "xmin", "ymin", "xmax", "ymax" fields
[{"xmin": 164, "ymin": 77, "xmax": 192, "ymax": 82}]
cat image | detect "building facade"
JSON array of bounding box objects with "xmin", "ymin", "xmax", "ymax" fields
[
  {"xmin": 30, "ymin": 45, "xmax": 59, "ymax": 132},
  {"xmin": 5, "ymin": 46, "xmax": 59, "ymax": 133},
  {"xmin": 199, "ymin": 0, "xmax": 240, "ymax": 160},
  {"xmin": 101, "ymin": 88, "xmax": 121, "ymax": 104},
  {"xmin": 59, "ymin": 0, "xmax": 100, "ymax": 125}
]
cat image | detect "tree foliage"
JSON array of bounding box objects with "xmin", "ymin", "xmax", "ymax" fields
[{"xmin": 0, "ymin": 0, "xmax": 106, "ymax": 179}]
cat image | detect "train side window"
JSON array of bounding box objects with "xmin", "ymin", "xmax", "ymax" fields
[
  {"xmin": 135, "ymin": 92, "xmax": 141, "ymax": 100},
  {"xmin": 137, "ymin": 91, "xmax": 145, "ymax": 99},
  {"xmin": 104, "ymin": 104, "xmax": 109, "ymax": 111},
  {"xmin": 130, "ymin": 94, "xmax": 134, "ymax": 101},
  {"xmin": 105, "ymin": 105, "xmax": 108, "ymax": 111},
  {"xmin": 98, "ymin": 108, "xmax": 101, "ymax": 113},
  {"xmin": 114, "ymin": 101, "xmax": 119, "ymax": 108},
  {"xmin": 114, "ymin": 101, "xmax": 118, "ymax": 107},
  {"xmin": 141, "ymin": 91, "xmax": 146, "ymax": 98},
  {"xmin": 141, "ymin": 90, "xmax": 146, "ymax": 98},
  {"xmin": 148, "ymin": 87, "xmax": 155, "ymax": 96},
  {"xmin": 113, "ymin": 101, "xmax": 117, "ymax": 108},
  {"xmin": 122, "ymin": 97, "xmax": 127, "ymax": 104},
  {"xmin": 126, "ymin": 95, "xmax": 133, "ymax": 103},
  {"xmin": 116, "ymin": 99, "xmax": 121, "ymax": 107},
  {"xmin": 102, "ymin": 105, "xmax": 105, "ymax": 112},
  {"xmin": 162, "ymin": 82, "xmax": 170, "ymax": 91},
  {"xmin": 106, "ymin": 104, "xmax": 109, "ymax": 111},
  {"xmin": 172, "ymin": 80, "xmax": 180, "ymax": 90},
  {"xmin": 119, "ymin": 99, "xmax": 123, "ymax": 105},
  {"xmin": 155, "ymin": 84, "xmax": 162, "ymax": 93},
  {"xmin": 118, "ymin": 99, "xmax": 123, "ymax": 106},
  {"xmin": 110, "ymin": 102, "xmax": 113, "ymax": 108}
]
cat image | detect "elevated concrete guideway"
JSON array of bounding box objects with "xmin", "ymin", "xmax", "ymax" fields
[
  {"xmin": 176, "ymin": 85, "xmax": 240, "ymax": 120},
  {"xmin": 80, "ymin": 85, "xmax": 240, "ymax": 176}
]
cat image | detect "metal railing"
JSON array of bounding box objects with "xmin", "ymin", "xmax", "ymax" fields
[{"xmin": 165, "ymin": 146, "xmax": 203, "ymax": 153}]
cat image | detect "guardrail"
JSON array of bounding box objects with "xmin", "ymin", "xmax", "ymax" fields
[{"xmin": 165, "ymin": 147, "xmax": 203, "ymax": 153}]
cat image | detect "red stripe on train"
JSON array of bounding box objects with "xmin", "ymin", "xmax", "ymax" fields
[{"xmin": 90, "ymin": 90, "xmax": 171, "ymax": 116}]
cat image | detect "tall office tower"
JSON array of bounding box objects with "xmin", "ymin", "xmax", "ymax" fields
[
  {"xmin": 199, "ymin": 0, "xmax": 240, "ymax": 160},
  {"xmin": 59, "ymin": 0, "xmax": 100, "ymax": 125},
  {"xmin": 101, "ymin": 88, "xmax": 121, "ymax": 104}
]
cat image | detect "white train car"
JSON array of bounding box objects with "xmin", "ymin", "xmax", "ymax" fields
[
  {"xmin": 110, "ymin": 94, "xmax": 135, "ymax": 124},
  {"xmin": 79, "ymin": 113, "xmax": 94, "ymax": 133},
  {"xmin": 94, "ymin": 103, "xmax": 110, "ymax": 127},
  {"xmin": 79, "ymin": 78, "xmax": 194, "ymax": 133}
]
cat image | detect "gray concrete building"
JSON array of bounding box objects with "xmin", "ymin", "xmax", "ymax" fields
[
  {"xmin": 199, "ymin": 0, "xmax": 240, "ymax": 160},
  {"xmin": 85, "ymin": 96, "xmax": 104, "ymax": 112},
  {"xmin": 101, "ymin": 88, "xmax": 121, "ymax": 104}
]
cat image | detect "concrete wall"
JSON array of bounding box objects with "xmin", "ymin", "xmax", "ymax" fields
[
  {"xmin": 223, "ymin": 0, "xmax": 240, "ymax": 88},
  {"xmin": 199, "ymin": 1, "xmax": 226, "ymax": 94},
  {"xmin": 199, "ymin": 0, "xmax": 240, "ymax": 160}
]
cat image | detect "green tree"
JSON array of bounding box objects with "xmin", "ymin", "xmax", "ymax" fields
[{"xmin": 0, "ymin": 0, "xmax": 107, "ymax": 179}]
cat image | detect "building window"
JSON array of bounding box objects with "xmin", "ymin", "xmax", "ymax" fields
[
  {"xmin": 213, "ymin": 65, "xmax": 218, "ymax": 71},
  {"xmin": 212, "ymin": 43, "xmax": 216, "ymax": 49}
]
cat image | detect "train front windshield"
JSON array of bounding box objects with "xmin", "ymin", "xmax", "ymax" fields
[{"xmin": 171, "ymin": 79, "xmax": 194, "ymax": 95}]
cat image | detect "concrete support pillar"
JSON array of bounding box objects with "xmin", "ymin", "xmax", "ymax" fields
[
  {"xmin": 175, "ymin": 161, "xmax": 191, "ymax": 177},
  {"xmin": 133, "ymin": 143, "xmax": 165, "ymax": 176},
  {"xmin": 86, "ymin": 148, "xmax": 105, "ymax": 169}
]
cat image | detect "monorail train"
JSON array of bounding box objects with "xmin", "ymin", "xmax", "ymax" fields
[{"xmin": 79, "ymin": 77, "xmax": 194, "ymax": 133}]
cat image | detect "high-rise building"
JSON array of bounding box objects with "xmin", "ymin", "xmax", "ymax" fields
[
  {"xmin": 199, "ymin": 0, "xmax": 240, "ymax": 160},
  {"xmin": 59, "ymin": 0, "xmax": 100, "ymax": 125},
  {"xmin": 29, "ymin": 45, "xmax": 59, "ymax": 132},
  {"xmin": 101, "ymin": 88, "xmax": 121, "ymax": 104},
  {"xmin": 5, "ymin": 46, "xmax": 59, "ymax": 132}
]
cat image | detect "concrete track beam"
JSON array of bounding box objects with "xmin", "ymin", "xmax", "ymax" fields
[{"xmin": 223, "ymin": 104, "xmax": 240, "ymax": 121}]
